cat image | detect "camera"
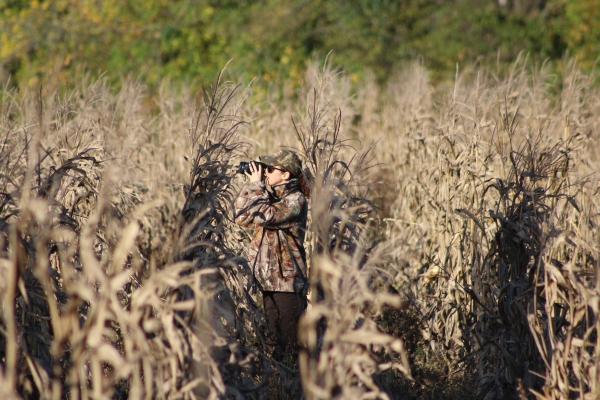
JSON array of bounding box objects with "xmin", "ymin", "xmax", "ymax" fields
[{"xmin": 236, "ymin": 161, "xmax": 268, "ymax": 175}]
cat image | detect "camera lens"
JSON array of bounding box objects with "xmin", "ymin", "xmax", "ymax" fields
[{"xmin": 237, "ymin": 161, "xmax": 250, "ymax": 174}]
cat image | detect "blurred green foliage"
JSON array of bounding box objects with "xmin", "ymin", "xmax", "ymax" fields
[{"xmin": 0, "ymin": 0, "xmax": 598, "ymax": 90}]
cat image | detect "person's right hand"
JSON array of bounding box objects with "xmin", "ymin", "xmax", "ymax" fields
[{"xmin": 247, "ymin": 162, "xmax": 263, "ymax": 182}]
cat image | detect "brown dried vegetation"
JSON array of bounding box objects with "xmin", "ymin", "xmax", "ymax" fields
[{"xmin": 0, "ymin": 59, "xmax": 599, "ymax": 400}]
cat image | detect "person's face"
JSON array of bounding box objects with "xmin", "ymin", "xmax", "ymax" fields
[{"xmin": 265, "ymin": 165, "xmax": 290, "ymax": 186}]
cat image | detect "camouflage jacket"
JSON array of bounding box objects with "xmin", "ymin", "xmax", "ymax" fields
[{"xmin": 234, "ymin": 178, "xmax": 308, "ymax": 293}]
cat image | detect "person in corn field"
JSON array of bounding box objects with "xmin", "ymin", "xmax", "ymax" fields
[{"xmin": 234, "ymin": 150, "xmax": 310, "ymax": 355}]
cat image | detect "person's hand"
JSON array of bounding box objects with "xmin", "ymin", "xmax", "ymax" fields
[{"xmin": 247, "ymin": 162, "xmax": 263, "ymax": 182}]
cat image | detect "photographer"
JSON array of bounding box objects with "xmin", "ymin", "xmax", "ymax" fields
[{"xmin": 234, "ymin": 150, "xmax": 310, "ymax": 355}]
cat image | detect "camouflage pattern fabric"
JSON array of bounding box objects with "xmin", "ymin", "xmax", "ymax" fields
[{"xmin": 234, "ymin": 178, "xmax": 308, "ymax": 293}]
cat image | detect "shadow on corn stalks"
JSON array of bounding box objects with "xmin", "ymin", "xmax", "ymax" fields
[
  {"xmin": 468, "ymin": 116, "xmax": 599, "ymax": 400},
  {"xmin": 383, "ymin": 60, "xmax": 600, "ymax": 400}
]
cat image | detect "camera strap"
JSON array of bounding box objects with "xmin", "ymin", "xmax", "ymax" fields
[{"xmin": 250, "ymin": 227, "xmax": 266, "ymax": 294}]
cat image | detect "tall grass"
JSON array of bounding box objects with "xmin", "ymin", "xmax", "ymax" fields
[{"xmin": 0, "ymin": 58, "xmax": 599, "ymax": 399}]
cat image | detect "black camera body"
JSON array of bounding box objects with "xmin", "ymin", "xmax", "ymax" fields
[{"xmin": 236, "ymin": 161, "xmax": 268, "ymax": 175}]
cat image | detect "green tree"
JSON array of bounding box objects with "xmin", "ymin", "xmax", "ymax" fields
[{"xmin": 0, "ymin": 0, "xmax": 598, "ymax": 90}]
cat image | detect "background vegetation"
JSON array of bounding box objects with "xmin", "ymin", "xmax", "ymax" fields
[{"xmin": 1, "ymin": 0, "xmax": 599, "ymax": 90}]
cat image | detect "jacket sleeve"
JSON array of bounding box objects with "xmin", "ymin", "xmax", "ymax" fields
[
  {"xmin": 234, "ymin": 181, "xmax": 269, "ymax": 227},
  {"xmin": 234, "ymin": 182, "xmax": 305, "ymax": 228}
]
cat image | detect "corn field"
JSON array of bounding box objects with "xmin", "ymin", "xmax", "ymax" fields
[{"xmin": 0, "ymin": 58, "xmax": 599, "ymax": 399}]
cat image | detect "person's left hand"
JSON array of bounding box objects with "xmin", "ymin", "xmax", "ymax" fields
[{"xmin": 247, "ymin": 162, "xmax": 263, "ymax": 182}]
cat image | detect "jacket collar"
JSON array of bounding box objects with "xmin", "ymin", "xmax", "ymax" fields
[{"xmin": 270, "ymin": 178, "xmax": 300, "ymax": 199}]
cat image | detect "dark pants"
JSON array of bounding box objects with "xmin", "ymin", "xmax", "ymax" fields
[{"xmin": 263, "ymin": 291, "xmax": 307, "ymax": 348}]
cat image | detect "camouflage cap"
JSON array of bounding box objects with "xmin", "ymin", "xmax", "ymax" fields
[{"xmin": 259, "ymin": 150, "xmax": 302, "ymax": 177}]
